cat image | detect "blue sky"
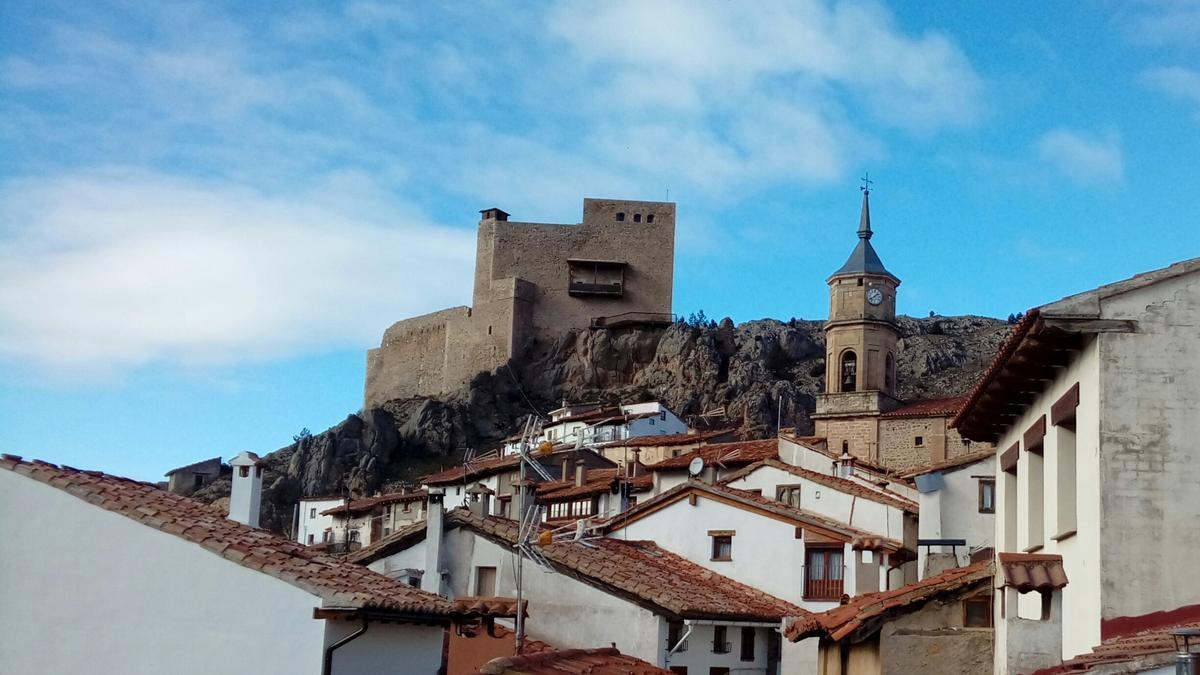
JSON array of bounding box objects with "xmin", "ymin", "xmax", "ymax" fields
[{"xmin": 2, "ymin": 1, "xmax": 1198, "ymax": 481}]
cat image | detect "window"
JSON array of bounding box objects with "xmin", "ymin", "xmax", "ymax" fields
[
  {"xmin": 711, "ymin": 533, "xmax": 733, "ymax": 560},
  {"xmin": 885, "ymin": 353, "xmax": 895, "ymax": 393},
  {"xmin": 713, "ymin": 625, "xmax": 730, "ymax": 653},
  {"xmin": 402, "ymin": 502, "xmax": 411, "ymax": 513},
  {"xmin": 349, "ymin": 530, "xmax": 360, "ymax": 543},
  {"xmin": 776, "ymin": 485, "xmax": 802, "ymax": 508},
  {"xmin": 670, "ymin": 669, "xmax": 687, "ymax": 675},
  {"xmin": 322, "ymin": 530, "xmax": 332, "ymax": 543},
  {"xmin": 978, "ymin": 479, "xmax": 996, "ymax": 514},
  {"xmin": 963, "ymin": 596, "xmax": 992, "ymax": 627},
  {"xmin": 740, "ymin": 627, "xmax": 756, "ymax": 661},
  {"xmin": 633, "ymin": 213, "xmax": 642, "ymax": 223},
  {"xmin": 647, "ymin": 214, "xmax": 655, "ymax": 223},
  {"xmin": 193, "ymin": 474, "xmax": 204, "ymax": 490},
  {"xmin": 616, "ymin": 212, "xmax": 625, "ymax": 222},
  {"xmin": 667, "ymin": 621, "xmax": 688, "ymax": 652},
  {"xmin": 238, "ymin": 466, "xmax": 250, "ymax": 478},
  {"xmin": 1024, "ymin": 448, "xmax": 1045, "ymax": 550},
  {"xmin": 914, "ymin": 436, "xmax": 924, "ymax": 447},
  {"xmin": 307, "ymin": 534, "xmax": 314, "ymax": 544},
  {"xmin": 660, "ymin": 411, "xmax": 667, "ymax": 421},
  {"xmin": 1054, "ymin": 424, "xmax": 1078, "ymax": 538},
  {"xmin": 709, "ymin": 668, "xmax": 730, "ymax": 675},
  {"xmin": 475, "ymin": 566, "xmax": 497, "ymax": 596},
  {"xmin": 840, "ymin": 351, "xmax": 857, "ymax": 392},
  {"xmin": 310, "ymin": 507, "xmax": 317, "ymax": 518},
  {"xmin": 804, "ymin": 546, "xmax": 844, "ymax": 600}
]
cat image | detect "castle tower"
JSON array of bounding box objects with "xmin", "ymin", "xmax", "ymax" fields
[{"xmin": 812, "ymin": 187, "xmax": 903, "ymax": 462}]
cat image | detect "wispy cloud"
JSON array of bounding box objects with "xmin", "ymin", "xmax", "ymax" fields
[
  {"xmin": 1121, "ymin": 0, "xmax": 1200, "ymax": 49},
  {"xmin": 0, "ymin": 169, "xmax": 472, "ymax": 378},
  {"xmin": 1142, "ymin": 66, "xmax": 1200, "ymax": 120},
  {"xmin": 1034, "ymin": 128, "xmax": 1124, "ymax": 186}
]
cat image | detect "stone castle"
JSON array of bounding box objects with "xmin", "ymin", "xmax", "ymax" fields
[
  {"xmin": 812, "ymin": 188, "xmax": 989, "ymax": 470},
  {"xmin": 364, "ymin": 198, "xmax": 676, "ymax": 408}
]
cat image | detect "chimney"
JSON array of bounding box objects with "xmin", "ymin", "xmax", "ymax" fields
[
  {"xmin": 422, "ymin": 489, "xmax": 446, "ymax": 595},
  {"xmin": 479, "ymin": 207, "xmax": 509, "ymax": 222},
  {"xmin": 228, "ymin": 451, "xmax": 263, "ymax": 528},
  {"xmin": 561, "ymin": 458, "xmax": 571, "ymax": 482},
  {"xmin": 838, "ymin": 451, "xmax": 855, "ymax": 479},
  {"xmin": 631, "ymin": 449, "xmax": 642, "ymax": 476},
  {"xmin": 467, "ymin": 484, "xmax": 491, "ymax": 518},
  {"xmin": 575, "ymin": 460, "xmax": 586, "ymax": 487}
]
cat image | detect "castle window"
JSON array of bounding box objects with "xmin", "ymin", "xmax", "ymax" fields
[
  {"xmin": 914, "ymin": 436, "xmax": 924, "ymax": 447},
  {"xmin": 633, "ymin": 213, "xmax": 642, "ymax": 223},
  {"xmin": 840, "ymin": 351, "xmax": 857, "ymax": 392},
  {"xmin": 885, "ymin": 353, "xmax": 895, "ymax": 394},
  {"xmin": 647, "ymin": 214, "xmax": 654, "ymax": 223},
  {"xmin": 857, "ymin": 278, "xmax": 863, "ymax": 286},
  {"xmin": 568, "ymin": 258, "xmax": 626, "ymax": 297},
  {"xmin": 616, "ymin": 212, "xmax": 625, "ymax": 222}
]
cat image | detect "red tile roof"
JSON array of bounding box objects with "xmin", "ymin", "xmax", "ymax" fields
[
  {"xmin": 0, "ymin": 455, "xmax": 512, "ymax": 621},
  {"xmin": 719, "ymin": 458, "xmax": 918, "ymax": 512},
  {"xmin": 602, "ymin": 480, "xmax": 906, "ymax": 551},
  {"xmin": 535, "ymin": 468, "xmax": 653, "ymax": 502},
  {"xmin": 785, "ymin": 560, "xmax": 994, "ymax": 642},
  {"xmin": 880, "ymin": 396, "xmax": 969, "ymax": 419},
  {"xmin": 648, "ymin": 439, "xmax": 778, "ymax": 471},
  {"xmin": 777, "ymin": 433, "xmax": 898, "ymax": 480},
  {"xmin": 478, "ymin": 647, "xmax": 671, "ymax": 674},
  {"xmin": 449, "ymin": 596, "xmax": 527, "ymax": 617},
  {"xmin": 997, "ymin": 552, "xmax": 1068, "ymax": 593},
  {"xmin": 352, "ymin": 508, "xmax": 807, "ymax": 622},
  {"xmin": 322, "ymin": 490, "xmax": 428, "ymax": 516},
  {"xmin": 897, "ymin": 448, "xmax": 996, "ymax": 479},
  {"xmin": 1032, "ymin": 619, "xmax": 1200, "ymax": 674},
  {"xmin": 421, "ymin": 452, "xmax": 522, "ymax": 486}
]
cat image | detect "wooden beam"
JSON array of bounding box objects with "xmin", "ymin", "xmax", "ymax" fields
[{"xmin": 1040, "ymin": 317, "xmax": 1137, "ymax": 334}]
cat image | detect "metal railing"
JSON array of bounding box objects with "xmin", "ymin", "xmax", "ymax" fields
[
  {"xmin": 803, "ymin": 578, "xmax": 844, "ymax": 601},
  {"xmin": 713, "ymin": 641, "xmax": 732, "ymax": 654}
]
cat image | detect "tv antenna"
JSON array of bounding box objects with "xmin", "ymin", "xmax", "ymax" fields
[{"xmin": 512, "ymin": 414, "xmax": 552, "ymax": 654}]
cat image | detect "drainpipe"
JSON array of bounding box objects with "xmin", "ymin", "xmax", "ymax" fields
[
  {"xmin": 322, "ymin": 620, "xmax": 368, "ymax": 675},
  {"xmin": 665, "ymin": 622, "xmax": 694, "ymax": 666}
]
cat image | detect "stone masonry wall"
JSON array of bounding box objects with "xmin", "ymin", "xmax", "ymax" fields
[{"xmin": 364, "ymin": 198, "xmax": 675, "ymax": 407}]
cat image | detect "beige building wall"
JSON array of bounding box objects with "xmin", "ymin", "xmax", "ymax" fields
[
  {"xmin": 364, "ymin": 198, "xmax": 675, "ymax": 408},
  {"xmin": 878, "ymin": 417, "xmax": 983, "ymax": 471}
]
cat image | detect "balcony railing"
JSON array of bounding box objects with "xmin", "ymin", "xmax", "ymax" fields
[
  {"xmin": 569, "ymin": 281, "xmax": 623, "ymax": 297},
  {"xmin": 803, "ymin": 578, "xmax": 844, "ymax": 601},
  {"xmin": 713, "ymin": 641, "xmax": 732, "ymax": 654}
]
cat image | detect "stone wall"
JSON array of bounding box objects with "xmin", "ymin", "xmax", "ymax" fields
[
  {"xmin": 814, "ymin": 416, "xmax": 880, "ymax": 463},
  {"xmin": 364, "ymin": 197, "xmax": 675, "ymax": 407},
  {"xmin": 879, "ymin": 594, "xmax": 993, "ymax": 675}
]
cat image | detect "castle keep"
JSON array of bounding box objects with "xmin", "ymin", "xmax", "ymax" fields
[{"xmin": 364, "ymin": 198, "xmax": 676, "ymax": 407}]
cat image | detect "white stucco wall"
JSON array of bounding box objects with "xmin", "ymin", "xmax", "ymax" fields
[
  {"xmin": 916, "ymin": 456, "xmax": 995, "ymax": 575},
  {"xmin": 994, "ymin": 336, "xmax": 1102, "ymax": 667},
  {"xmin": 724, "ymin": 465, "xmax": 905, "ymax": 541},
  {"xmin": 298, "ymin": 498, "xmax": 346, "ymax": 544},
  {"xmin": 324, "ymin": 621, "xmax": 444, "ymax": 675},
  {"xmin": 0, "ymin": 471, "xmax": 443, "ymax": 675},
  {"xmin": 661, "ymin": 621, "xmax": 774, "ymax": 674}
]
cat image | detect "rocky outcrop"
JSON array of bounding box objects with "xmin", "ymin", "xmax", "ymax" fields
[{"xmin": 191, "ymin": 315, "xmax": 1010, "ymax": 532}]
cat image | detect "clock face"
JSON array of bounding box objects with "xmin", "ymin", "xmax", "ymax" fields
[{"xmin": 866, "ymin": 288, "xmax": 884, "ymax": 306}]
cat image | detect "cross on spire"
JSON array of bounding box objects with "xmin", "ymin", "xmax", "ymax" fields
[{"xmin": 860, "ymin": 173, "xmax": 873, "ymax": 194}]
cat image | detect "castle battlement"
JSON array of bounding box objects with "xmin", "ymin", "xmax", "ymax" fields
[{"xmin": 364, "ymin": 197, "xmax": 676, "ymax": 408}]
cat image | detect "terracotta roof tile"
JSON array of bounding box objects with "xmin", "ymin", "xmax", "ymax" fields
[
  {"xmin": 478, "ymin": 647, "xmax": 671, "ymax": 674},
  {"xmin": 421, "ymin": 452, "xmax": 521, "ymax": 486},
  {"xmin": 536, "ymin": 468, "xmax": 653, "ymax": 502},
  {"xmin": 1031, "ymin": 618, "xmax": 1200, "ymax": 674},
  {"xmin": 601, "ymin": 429, "xmax": 733, "ymax": 448},
  {"xmin": 719, "ymin": 458, "xmax": 918, "ymax": 512},
  {"xmin": 880, "ymin": 396, "xmax": 969, "ymax": 419},
  {"xmin": 648, "ymin": 439, "xmax": 778, "ymax": 471},
  {"xmin": 785, "ymin": 560, "xmax": 994, "ymax": 642},
  {"xmin": 0, "ymin": 455, "xmax": 513, "ymax": 620},
  {"xmin": 997, "ymin": 552, "xmax": 1068, "ymax": 593},
  {"xmin": 352, "ymin": 508, "xmax": 807, "ymax": 622},
  {"xmin": 322, "ymin": 490, "xmax": 428, "ymax": 516}
]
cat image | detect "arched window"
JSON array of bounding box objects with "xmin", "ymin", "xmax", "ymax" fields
[
  {"xmin": 885, "ymin": 353, "xmax": 895, "ymax": 394},
  {"xmin": 840, "ymin": 351, "xmax": 857, "ymax": 392}
]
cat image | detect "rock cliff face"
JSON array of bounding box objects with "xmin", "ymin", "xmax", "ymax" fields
[{"xmin": 194, "ymin": 315, "xmax": 1010, "ymax": 533}]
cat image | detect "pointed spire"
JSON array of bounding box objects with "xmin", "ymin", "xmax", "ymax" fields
[{"xmin": 858, "ymin": 188, "xmax": 872, "ymax": 240}]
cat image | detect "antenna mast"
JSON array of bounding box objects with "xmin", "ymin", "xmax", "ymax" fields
[{"xmin": 513, "ymin": 414, "xmax": 551, "ymax": 654}]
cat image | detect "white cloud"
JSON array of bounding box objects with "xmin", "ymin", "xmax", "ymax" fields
[
  {"xmin": 0, "ymin": 169, "xmax": 473, "ymax": 377},
  {"xmin": 1142, "ymin": 66, "xmax": 1200, "ymax": 120},
  {"xmin": 1035, "ymin": 129, "xmax": 1124, "ymax": 186}
]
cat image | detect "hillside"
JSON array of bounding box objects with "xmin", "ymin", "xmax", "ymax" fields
[{"xmin": 194, "ymin": 314, "xmax": 1011, "ymax": 533}]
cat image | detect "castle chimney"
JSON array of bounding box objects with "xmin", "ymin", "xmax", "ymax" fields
[
  {"xmin": 422, "ymin": 489, "xmax": 446, "ymax": 595},
  {"xmin": 575, "ymin": 460, "xmax": 586, "ymax": 488},
  {"xmin": 228, "ymin": 451, "xmax": 264, "ymax": 528},
  {"xmin": 479, "ymin": 207, "xmax": 509, "ymax": 222}
]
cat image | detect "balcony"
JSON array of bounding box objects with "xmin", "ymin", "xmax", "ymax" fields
[
  {"xmin": 803, "ymin": 578, "xmax": 844, "ymax": 601},
  {"xmin": 569, "ymin": 281, "xmax": 623, "ymax": 297},
  {"xmin": 713, "ymin": 641, "xmax": 732, "ymax": 654}
]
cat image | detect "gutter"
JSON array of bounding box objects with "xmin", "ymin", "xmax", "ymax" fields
[{"xmin": 322, "ymin": 620, "xmax": 368, "ymax": 675}]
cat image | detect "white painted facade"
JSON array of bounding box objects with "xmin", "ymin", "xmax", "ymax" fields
[
  {"xmin": 366, "ymin": 520, "xmax": 779, "ymax": 673},
  {"xmin": 509, "ymin": 401, "xmax": 688, "ymax": 455},
  {"xmin": 723, "ymin": 464, "xmax": 908, "ymax": 543},
  {"xmin": 297, "ymin": 497, "xmax": 347, "ymax": 545},
  {"xmin": 778, "ymin": 435, "xmax": 917, "ymax": 500},
  {"xmin": 914, "ymin": 455, "xmax": 996, "ymax": 578},
  {"xmin": 990, "ymin": 264, "xmax": 1200, "ymax": 672},
  {"xmin": 0, "ymin": 470, "xmax": 444, "ymax": 675}
]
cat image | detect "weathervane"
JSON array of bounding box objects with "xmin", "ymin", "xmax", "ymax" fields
[{"xmin": 860, "ymin": 172, "xmax": 873, "ymax": 194}]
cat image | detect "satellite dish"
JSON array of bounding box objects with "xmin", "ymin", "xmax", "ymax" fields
[{"xmin": 688, "ymin": 457, "xmax": 705, "ymax": 477}]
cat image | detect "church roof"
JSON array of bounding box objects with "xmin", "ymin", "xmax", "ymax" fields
[{"xmin": 829, "ymin": 190, "xmax": 898, "ymax": 283}]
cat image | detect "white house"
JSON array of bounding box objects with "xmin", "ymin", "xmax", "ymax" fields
[
  {"xmin": 297, "ymin": 495, "xmax": 348, "ymax": 545},
  {"xmin": 509, "ymin": 401, "xmax": 689, "ymax": 454},
  {"xmin": 951, "ymin": 258, "xmax": 1200, "ymax": 674},
  {"xmin": 899, "ymin": 450, "xmax": 996, "ymax": 578},
  {"xmin": 0, "ymin": 454, "xmax": 516, "ymax": 675},
  {"xmin": 349, "ymin": 506, "xmax": 804, "ymax": 674},
  {"xmin": 778, "ymin": 433, "xmax": 917, "ymax": 500},
  {"xmin": 647, "ymin": 439, "xmax": 780, "ymax": 494},
  {"xmin": 304, "ymin": 490, "xmax": 428, "ymax": 550}
]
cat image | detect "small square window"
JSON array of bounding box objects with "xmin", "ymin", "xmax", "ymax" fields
[
  {"xmin": 914, "ymin": 436, "xmax": 924, "ymax": 447},
  {"xmin": 633, "ymin": 213, "xmax": 642, "ymax": 223},
  {"xmin": 616, "ymin": 212, "xmax": 625, "ymax": 222},
  {"xmin": 978, "ymin": 479, "xmax": 996, "ymax": 514},
  {"xmin": 310, "ymin": 507, "xmax": 317, "ymax": 518},
  {"xmin": 711, "ymin": 534, "xmax": 733, "ymax": 561},
  {"xmin": 963, "ymin": 597, "xmax": 992, "ymax": 627}
]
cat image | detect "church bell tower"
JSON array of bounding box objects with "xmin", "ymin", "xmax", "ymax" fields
[{"xmin": 811, "ymin": 184, "xmax": 903, "ymax": 461}]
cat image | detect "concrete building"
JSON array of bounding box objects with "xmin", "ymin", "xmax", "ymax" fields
[
  {"xmin": 0, "ymin": 455, "xmax": 515, "ymax": 675},
  {"xmin": 951, "ymin": 258, "xmax": 1200, "ymax": 673},
  {"xmin": 163, "ymin": 455, "xmax": 223, "ymax": 495},
  {"xmin": 900, "ymin": 450, "xmax": 997, "ymax": 579},
  {"xmin": 785, "ymin": 560, "xmax": 995, "ymax": 675},
  {"xmin": 811, "ymin": 190, "xmax": 990, "ymax": 471},
  {"xmin": 364, "ymin": 198, "xmax": 676, "ymax": 407},
  {"xmin": 349, "ymin": 507, "xmax": 802, "ymax": 674}
]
